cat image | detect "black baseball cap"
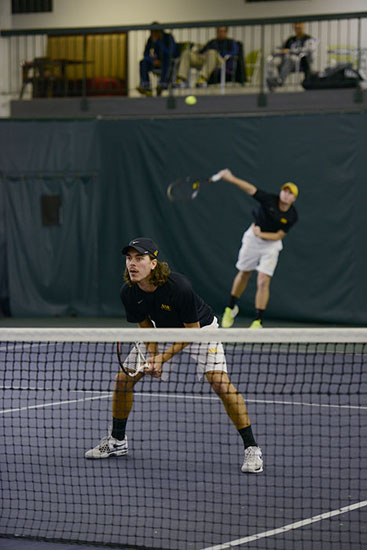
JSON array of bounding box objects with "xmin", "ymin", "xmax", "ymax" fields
[{"xmin": 122, "ymin": 237, "xmax": 159, "ymax": 257}]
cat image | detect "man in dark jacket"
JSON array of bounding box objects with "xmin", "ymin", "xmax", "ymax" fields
[{"xmin": 137, "ymin": 24, "xmax": 177, "ymax": 96}]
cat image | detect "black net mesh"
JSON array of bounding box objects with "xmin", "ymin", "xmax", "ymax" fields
[{"xmin": 1, "ymin": 328, "xmax": 366, "ymax": 550}]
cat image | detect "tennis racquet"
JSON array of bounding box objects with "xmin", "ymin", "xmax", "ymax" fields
[
  {"xmin": 116, "ymin": 342, "xmax": 149, "ymax": 377},
  {"xmin": 167, "ymin": 171, "xmax": 222, "ymax": 203}
]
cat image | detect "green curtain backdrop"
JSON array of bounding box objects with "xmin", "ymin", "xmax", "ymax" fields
[{"xmin": 0, "ymin": 113, "xmax": 366, "ymax": 323}]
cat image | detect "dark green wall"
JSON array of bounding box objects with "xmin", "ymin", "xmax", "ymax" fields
[{"xmin": 0, "ymin": 113, "xmax": 366, "ymax": 323}]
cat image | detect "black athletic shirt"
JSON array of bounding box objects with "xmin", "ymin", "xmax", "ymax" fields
[
  {"xmin": 120, "ymin": 272, "xmax": 214, "ymax": 328},
  {"xmin": 252, "ymin": 189, "xmax": 298, "ymax": 233}
]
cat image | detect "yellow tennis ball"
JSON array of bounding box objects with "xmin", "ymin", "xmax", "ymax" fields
[{"xmin": 185, "ymin": 95, "xmax": 197, "ymax": 105}]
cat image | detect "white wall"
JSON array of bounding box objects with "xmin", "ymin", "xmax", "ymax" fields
[
  {"xmin": 7, "ymin": 0, "xmax": 367, "ymax": 30},
  {"xmin": 0, "ymin": 0, "xmax": 11, "ymax": 116},
  {"xmin": 1, "ymin": 0, "xmax": 366, "ymax": 106}
]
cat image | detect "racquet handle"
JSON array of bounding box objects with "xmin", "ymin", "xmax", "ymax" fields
[{"xmin": 210, "ymin": 171, "xmax": 223, "ymax": 182}]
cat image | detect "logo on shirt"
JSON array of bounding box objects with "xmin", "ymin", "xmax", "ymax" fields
[
  {"xmin": 161, "ymin": 304, "xmax": 172, "ymax": 311},
  {"xmin": 209, "ymin": 347, "xmax": 218, "ymax": 354},
  {"xmin": 280, "ymin": 218, "xmax": 288, "ymax": 224}
]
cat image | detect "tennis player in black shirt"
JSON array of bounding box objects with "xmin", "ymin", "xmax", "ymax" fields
[
  {"xmin": 218, "ymin": 168, "xmax": 298, "ymax": 329},
  {"xmin": 86, "ymin": 237, "xmax": 263, "ymax": 473}
]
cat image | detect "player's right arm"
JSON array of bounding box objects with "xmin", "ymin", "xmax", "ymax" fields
[
  {"xmin": 138, "ymin": 318, "xmax": 159, "ymax": 357},
  {"xmin": 217, "ymin": 169, "xmax": 257, "ymax": 196},
  {"xmin": 138, "ymin": 317, "xmax": 191, "ymax": 378}
]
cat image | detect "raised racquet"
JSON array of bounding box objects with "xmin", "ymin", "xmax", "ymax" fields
[
  {"xmin": 167, "ymin": 171, "xmax": 222, "ymax": 203},
  {"xmin": 116, "ymin": 342, "xmax": 149, "ymax": 377}
]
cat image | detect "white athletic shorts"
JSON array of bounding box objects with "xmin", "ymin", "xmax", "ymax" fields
[
  {"xmin": 235, "ymin": 226, "xmax": 283, "ymax": 277},
  {"xmin": 126, "ymin": 317, "xmax": 227, "ymax": 382}
]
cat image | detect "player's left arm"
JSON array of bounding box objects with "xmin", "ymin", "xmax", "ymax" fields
[
  {"xmin": 145, "ymin": 322, "xmax": 200, "ymax": 378},
  {"xmin": 252, "ymin": 224, "xmax": 286, "ymax": 241}
]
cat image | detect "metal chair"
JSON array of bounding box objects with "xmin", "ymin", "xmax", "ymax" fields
[
  {"xmin": 19, "ymin": 57, "xmax": 57, "ymax": 99},
  {"xmin": 188, "ymin": 41, "xmax": 246, "ymax": 95},
  {"xmin": 265, "ymin": 38, "xmax": 318, "ymax": 91}
]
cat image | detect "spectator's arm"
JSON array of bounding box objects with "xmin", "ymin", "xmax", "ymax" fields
[
  {"xmin": 199, "ymin": 39, "xmax": 213, "ymax": 54},
  {"xmin": 223, "ymin": 40, "xmax": 239, "ymax": 57},
  {"xmin": 143, "ymin": 38, "xmax": 153, "ymax": 60}
]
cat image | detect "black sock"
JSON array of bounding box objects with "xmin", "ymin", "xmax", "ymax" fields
[
  {"xmin": 238, "ymin": 425, "xmax": 257, "ymax": 449},
  {"xmin": 112, "ymin": 417, "xmax": 127, "ymax": 441},
  {"xmin": 255, "ymin": 308, "xmax": 264, "ymax": 321},
  {"xmin": 229, "ymin": 295, "xmax": 238, "ymax": 309}
]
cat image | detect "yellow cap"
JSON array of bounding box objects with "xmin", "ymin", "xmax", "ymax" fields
[{"xmin": 281, "ymin": 182, "xmax": 298, "ymax": 198}]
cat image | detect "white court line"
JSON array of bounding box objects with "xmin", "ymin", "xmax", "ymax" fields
[
  {"xmin": 0, "ymin": 393, "xmax": 110, "ymax": 414},
  {"xmin": 2, "ymin": 389, "xmax": 366, "ymax": 413},
  {"xmin": 246, "ymin": 398, "xmax": 367, "ymax": 411},
  {"xmin": 74, "ymin": 391, "xmax": 367, "ymax": 411},
  {"xmin": 200, "ymin": 500, "xmax": 367, "ymax": 550}
]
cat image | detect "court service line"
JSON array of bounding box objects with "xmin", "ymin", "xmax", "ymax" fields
[
  {"xmin": 76, "ymin": 391, "xmax": 367, "ymax": 411},
  {"xmin": 0, "ymin": 393, "xmax": 110, "ymax": 414},
  {"xmin": 200, "ymin": 500, "xmax": 367, "ymax": 550},
  {"xmin": 1, "ymin": 390, "xmax": 366, "ymax": 414},
  {"xmin": 136, "ymin": 393, "xmax": 367, "ymax": 411},
  {"xmin": 246, "ymin": 398, "xmax": 367, "ymax": 411}
]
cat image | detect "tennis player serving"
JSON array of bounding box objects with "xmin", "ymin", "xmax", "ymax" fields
[
  {"xmin": 218, "ymin": 169, "xmax": 298, "ymax": 329},
  {"xmin": 86, "ymin": 237, "xmax": 263, "ymax": 474}
]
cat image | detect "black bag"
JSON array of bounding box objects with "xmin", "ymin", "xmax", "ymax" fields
[{"xmin": 302, "ymin": 63, "xmax": 364, "ymax": 90}]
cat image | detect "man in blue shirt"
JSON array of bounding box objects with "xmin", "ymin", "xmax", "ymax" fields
[{"xmin": 137, "ymin": 24, "xmax": 177, "ymax": 96}]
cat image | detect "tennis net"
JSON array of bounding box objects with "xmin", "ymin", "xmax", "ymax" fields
[{"xmin": 1, "ymin": 327, "xmax": 366, "ymax": 550}]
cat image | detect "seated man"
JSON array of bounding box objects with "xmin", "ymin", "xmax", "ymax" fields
[
  {"xmin": 175, "ymin": 26, "xmax": 239, "ymax": 88},
  {"xmin": 137, "ymin": 24, "xmax": 177, "ymax": 96},
  {"xmin": 266, "ymin": 22, "xmax": 317, "ymax": 91}
]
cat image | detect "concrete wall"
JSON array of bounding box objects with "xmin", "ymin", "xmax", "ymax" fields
[{"xmin": 6, "ymin": 0, "xmax": 367, "ymax": 29}]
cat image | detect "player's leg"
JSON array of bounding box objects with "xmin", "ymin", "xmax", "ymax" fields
[
  {"xmin": 222, "ymin": 270, "xmax": 252, "ymax": 327},
  {"xmin": 250, "ymin": 271, "xmax": 272, "ymax": 329},
  {"xmin": 205, "ymin": 370, "xmax": 263, "ymax": 473},
  {"xmin": 250, "ymin": 244, "xmax": 280, "ymax": 328},
  {"xmin": 112, "ymin": 369, "xmax": 144, "ymax": 436},
  {"xmin": 205, "ymin": 370, "xmax": 251, "ymax": 428},
  {"xmin": 85, "ymin": 370, "xmax": 144, "ymax": 459},
  {"xmin": 222, "ymin": 229, "xmax": 260, "ymax": 328},
  {"xmin": 231, "ymin": 269, "xmax": 252, "ymax": 297}
]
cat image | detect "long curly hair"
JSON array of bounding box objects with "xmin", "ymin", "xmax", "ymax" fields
[{"xmin": 124, "ymin": 255, "xmax": 171, "ymax": 287}]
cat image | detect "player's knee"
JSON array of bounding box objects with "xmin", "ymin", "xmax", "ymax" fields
[
  {"xmin": 115, "ymin": 370, "xmax": 132, "ymax": 388},
  {"xmin": 207, "ymin": 372, "xmax": 230, "ymax": 395},
  {"xmin": 257, "ymin": 273, "xmax": 271, "ymax": 290},
  {"xmin": 238, "ymin": 270, "xmax": 251, "ymax": 282}
]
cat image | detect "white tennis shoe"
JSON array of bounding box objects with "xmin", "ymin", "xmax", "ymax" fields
[
  {"xmin": 241, "ymin": 446, "xmax": 263, "ymax": 473},
  {"xmin": 85, "ymin": 433, "xmax": 128, "ymax": 459}
]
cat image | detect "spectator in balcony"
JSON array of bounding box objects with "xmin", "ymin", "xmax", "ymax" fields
[
  {"xmin": 266, "ymin": 22, "xmax": 317, "ymax": 91},
  {"xmin": 174, "ymin": 26, "xmax": 239, "ymax": 88},
  {"xmin": 137, "ymin": 23, "xmax": 177, "ymax": 96}
]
